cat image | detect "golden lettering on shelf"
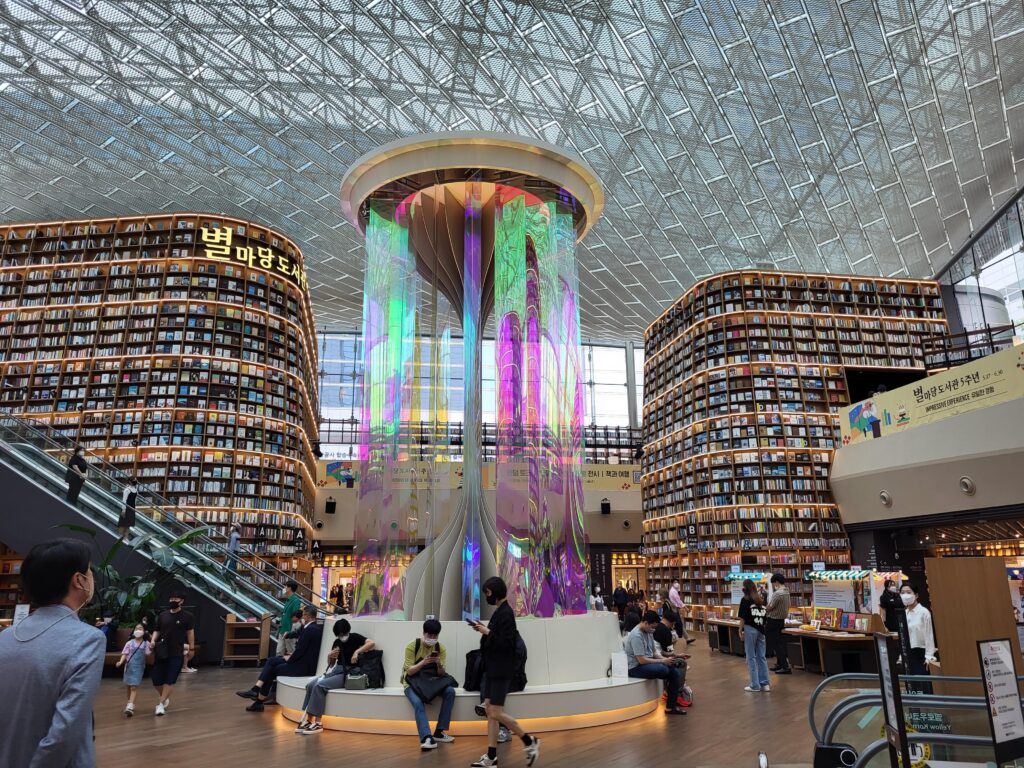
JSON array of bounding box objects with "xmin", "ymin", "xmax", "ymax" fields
[{"xmin": 200, "ymin": 225, "xmax": 308, "ymax": 290}]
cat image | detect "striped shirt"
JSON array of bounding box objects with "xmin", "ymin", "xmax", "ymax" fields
[{"xmin": 766, "ymin": 586, "xmax": 791, "ymax": 620}]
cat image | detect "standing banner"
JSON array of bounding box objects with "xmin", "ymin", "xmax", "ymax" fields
[{"xmin": 977, "ymin": 638, "xmax": 1024, "ymax": 766}]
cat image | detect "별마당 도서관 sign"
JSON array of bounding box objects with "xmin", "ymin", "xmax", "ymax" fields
[{"xmin": 840, "ymin": 345, "xmax": 1024, "ymax": 446}]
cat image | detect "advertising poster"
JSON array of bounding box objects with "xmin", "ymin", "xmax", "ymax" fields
[
  {"xmin": 840, "ymin": 345, "xmax": 1024, "ymax": 446},
  {"xmin": 813, "ymin": 581, "xmax": 857, "ymax": 613}
]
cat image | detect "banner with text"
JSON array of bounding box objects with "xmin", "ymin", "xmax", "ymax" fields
[{"xmin": 840, "ymin": 345, "xmax": 1023, "ymax": 446}]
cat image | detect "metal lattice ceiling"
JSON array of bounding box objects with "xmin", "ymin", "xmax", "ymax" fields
[{"xmin": 2, "ymin": 0, "xmax": 1023, "ymax": 341}]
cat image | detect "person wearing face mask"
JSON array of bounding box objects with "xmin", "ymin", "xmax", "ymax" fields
[
  {"xmin": 116, "ymin": 623, "xmax": 151, "ymax": 716},
  {"xmin": 149, "ymin": 585, "xmax": 196, "ymax": 716},
  {"xmin": 293, "ymin": 618, "xmax": 375, "ymax": 734},
  {"xmin": 0, "ymin": 538, "xmax": 105, "ymax": 767},
  {"xmin": 879, "ymin": 579, "xmax": 904, "ymax": 632},
  {"xmin": 589, "ymin": 585, "xmax": 605, "ymax": 611},
  {"xmin": 900, "ymin": 584, "xmax": 936, "ymax": 678},
  {"xmin": 403, "ymin": 619, "xmax": 457, "ymax": 751},
  {"xmin": 469, "ymin": 576, "xmax": 541, "ymax": 767},
  {"xmin": 238, "ymin": 605, "xmax": 323, "ymax": 712}
]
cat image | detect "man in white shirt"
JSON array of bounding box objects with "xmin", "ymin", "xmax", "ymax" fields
[{"xmin": 667, "ymin": 581, "xmax": 695, "ymax": 644}]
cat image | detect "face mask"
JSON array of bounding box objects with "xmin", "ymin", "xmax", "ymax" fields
[
  {"xmin": 134, "ymin": 630, "xmax": 145, "ymax": 639},
  {"xmin": 423, "ymin": 637, "xmax": 438, "ymax": 647},
  {"xmin": 901, "ymin": 593, "xmax": 915, "ymax": 606},
  {"xmin": 888, "ymin": 586, "xmax": 899, "ymax": 593},
  {"xmin": 339, "ymin": 634, "xmax": 350, "ymax": 643},
  {"xmin": 170, "ymin": 599, "xmax": 183, "ymax": 609},
  {"xmin": 595, "ymin": 587, "xmax": 601, "ymax": 594},
  {"xmin": 673, "ymin": 584, "xmax": 679, "ymax": 590},
  {"xmin": 485, "ymin": 592, "xmax": 498, "ymax": 606}
]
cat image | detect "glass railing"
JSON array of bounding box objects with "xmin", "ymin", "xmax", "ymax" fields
[
  {"xmin": 0, "ymin": 411, "xmax": 332, "ymax": 616},
  {"xmin": 0, "ymin": 413, "xmax": 296, "ymax": 620}
]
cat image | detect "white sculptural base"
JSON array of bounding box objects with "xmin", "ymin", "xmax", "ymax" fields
[{"xmin": 275, "ymin": 612, "xmax": 661, "ymax": 734}]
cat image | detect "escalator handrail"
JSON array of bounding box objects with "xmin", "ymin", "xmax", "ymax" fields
[
  {"xmin": 0, "ymin": 449, "xmax": 274, "ymax": 619},
  {"xmin": 0, "ymin": 411, "xmax": 324, "ymax": 610},
  {"xmin": 852, "ymin": 734, "xmax": 993, "ymax": 768},
  {"xmin": 808, "ymin": 672, "xmax": 1024, "ymax": 742},
  {"xmin": 822, "ymin": 693, "xmax": 987, "ymax": 745}
]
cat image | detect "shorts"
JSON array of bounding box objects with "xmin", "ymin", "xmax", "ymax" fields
[
  {"xmin": 151, "ymin": 656, "xmax": 184, "ymax": 687},
  {"xmin": 481, "ymin": 676, "xmax": 511, "ymax": 707}
]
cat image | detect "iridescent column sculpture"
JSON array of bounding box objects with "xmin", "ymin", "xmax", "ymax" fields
[{"xmin": 340, "ymin": 134, "xmax": 603, "ymax": 620}]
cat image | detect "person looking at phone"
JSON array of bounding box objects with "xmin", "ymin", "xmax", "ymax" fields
[
  {"xmin": 469, "ymin": 576, "xmax": 541, "ymax": 768},
  {"xmin": 403, "ymin": 619, "xmax": 456, "ymax": 751}
]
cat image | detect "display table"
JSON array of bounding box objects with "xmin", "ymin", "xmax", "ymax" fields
[
  {"xmin": 783, "ymin": 629, "xmax": 877, "ymax": 676},
  {"xmin": 706, "ymin": 618, "xmax": 744, "ymax": 656}
]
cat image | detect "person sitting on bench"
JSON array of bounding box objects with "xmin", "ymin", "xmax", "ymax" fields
[
  {"xmin": 237, "ymin": 605, "xmax": 322, "ymax": 711},
  {"xmin": 293, "ymin": 618, "xmax": 375, "ymax": 735}
]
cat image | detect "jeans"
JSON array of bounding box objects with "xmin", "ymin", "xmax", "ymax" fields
[
  {"xmin": 225, "ymin": 553, "xmax": 238, "ymax": 574},
  {"xmin": 765, "ymin": 618, "xmax": 789, "ymax": 670},
  {"xmin": 302, "ymin": 669, "xmax": 347, "ymax": 717},
  {"xmin": 628, "ymin": 663, "xmax": 681, "ymax": 709},
  {"xmin": 404, "ymin": 685, "xmax": 455, "ymax": 740},
  {"xmin": 744, "ymin": 626, "xmax": 769, "ymax": 689}
]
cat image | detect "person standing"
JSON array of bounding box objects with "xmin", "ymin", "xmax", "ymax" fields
[
  {"xmin": 118, "ymin": 477, "xmax": 139, "ymax": 541},
  {"xmin": 470, "ymin": 576, "xmax": 541, "ymax": 768},
  {"xmin": 667, "ymin": 580, "xmax": 696, "ymax": 644},
  {"xmin": 589, "ymin": 586, "xmax": 605, "ymax": 611},
  {"xmin": 116, "ymin": 623, "xmax": 151, "ymax": 716},
  {"xmin": 0, "ymin": 538, "xmax": 105, "ymax": 766},
  {"xmin": 225, "ymin": 523, "xmax": 242, "ymax": 574},
  {"xmin": 765, "ymin": 573, "xmax": 792, "ymax": 675},
  {"xmin": 150, "ymin": 585, "xmax": 196, "ymax": 715},
  {"xmin": 738, "ymin": 579, "xmax": 769, "ymax": 692},
  {"xmin": 403, "ymin": 619, "xmax": 457, "ymax": 751},
  {"xmin": 900, "ymin": 584, "xmax": 936, "ymax": 677},
  {"xmin": 65, "ymin": 445, "xmax": 88, "ymax": 507},
  {"xmin": 879, "ymin": 579, "xmax": 903, "ymax": 632},
  {"xmin": 278, "ymin": 579, "xmax": 302, "ymax": 654},
  {"xmin": 613, "ymin": 583, "xmax": 628, "ymax": 621}
]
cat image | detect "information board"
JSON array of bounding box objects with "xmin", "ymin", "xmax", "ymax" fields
[{"xmin": 977, "ymin": 638, "xmax": 1024, "ymax": 766}]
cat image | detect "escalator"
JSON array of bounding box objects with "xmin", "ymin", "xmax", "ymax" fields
[
  {"xmin": 811, "ymin": 672, "xmax": 1022, "ymax": 767},
  {"xmin": 0, "ymin": 411, "xmax": 320, "ymax": 627}
]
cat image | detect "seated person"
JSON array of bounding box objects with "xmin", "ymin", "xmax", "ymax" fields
[
  {"xmin": 654, "ymin": 610, "xmax": 691, "ymax": 705},
  {"xmin": 237, "ymin": 605, "xmax": 323, "ymax": 711},
  {"xmin": 295, "ymin": 618, "xmax": 375, "ymax": 735},
  {"xmin": 282, "ymin": 609, "xmax": 304, "ymax": 655},
  {"xmin": 403, "ymin": 619, "xmax": 457, "ymax": 752},
  {"xmin": 625, "ymin": 611, "xmax": 686, "ymax": 716}
]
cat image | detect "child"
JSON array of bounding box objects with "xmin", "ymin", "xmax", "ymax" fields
[{"xmin": 116, "ymin": 623, "xmax": 151, "ymax": 716}]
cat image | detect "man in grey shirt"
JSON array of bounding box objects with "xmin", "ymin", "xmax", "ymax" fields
[
  {"xmin": 625, "ymin": 610, "xmax": 686, "ymax": 715},
  {"xmin": 0, "ymin": 538, "xmax": 106, "ymax": 767}
]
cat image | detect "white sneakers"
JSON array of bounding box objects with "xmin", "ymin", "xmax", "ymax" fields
[
  {"xmin": 124, "ymin": 703, "xmax": 134, "ymax": 717},
  {"xmin": 744, "ymin": 685, "xmax": 771, "ymax": 693},
  {"xmin": 471, "ymin": 755, "xmax": 498, "ymax": 767},
  {"xmin": 154, "ymin": 703, "xmax": 166, "ymax": 716},
  {"xmin": 524, "ymin": 737, "xmax": 541, "ymax": 767}
]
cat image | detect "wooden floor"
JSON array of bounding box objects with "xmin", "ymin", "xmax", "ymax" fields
[{"xmin": 95, "ymin": 639, "xmax": 817, "ymax": 768}]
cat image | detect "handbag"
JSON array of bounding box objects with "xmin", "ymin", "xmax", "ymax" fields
[
  {"xmin": 407, "ymin": 663, "xmax": 459, "ymax": 704},
  {"xmin": 344, "ymin": 672, "xmax": 368, "ymax": 690}
]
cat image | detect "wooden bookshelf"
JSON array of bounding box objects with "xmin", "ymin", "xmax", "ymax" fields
[
  {"xmin": 0, "ymin": 542, "xmax": 24, "ymax": 624},
  {"xmin": 642, "ymin": 270, "xmax": 947, "ymax": 622},
  {"xmin": 0, "ymin": 214, "xmax": 319, "ymax": 583},
  {"xmin": 222, "ymin": 612, "xmax": 272, "ymax": 665}
]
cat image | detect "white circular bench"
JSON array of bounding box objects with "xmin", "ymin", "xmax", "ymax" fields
[{"xmin": 275, "ymin": 612, "xmax": 662, "ymax": 734}]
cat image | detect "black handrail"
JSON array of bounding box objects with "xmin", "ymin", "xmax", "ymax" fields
[{"xmin": 0, "ymin": 410, "xmax": 333, "ymax": 615}]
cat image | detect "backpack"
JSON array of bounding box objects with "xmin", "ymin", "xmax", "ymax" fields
[
  {"xmin": 510, "ymin": 632, "xmax": 528, "ymax": 693},
  {"xmin": 463, "ymin": 649, "xmax": 484, "ymax": 692},
  {"xmin": 357, "ymin": 649, "xmax": 386, "ymax": 689}
]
